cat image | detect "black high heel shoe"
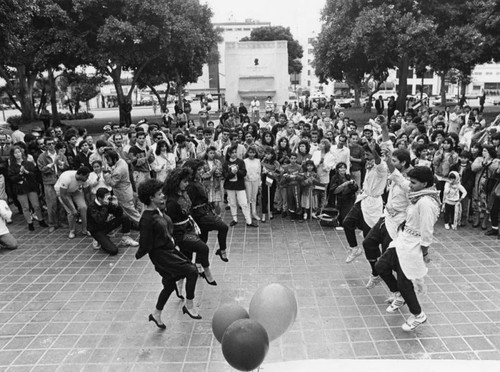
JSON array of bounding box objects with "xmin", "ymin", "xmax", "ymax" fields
[
  {"xmin": 215, "ymin": 249, "xmax": 228, "ymax": 263},
  {"xmin": 182, "ymin": 305, "xmax": 202, "ymax": 319},
  {"xmin": 148, "ymin": 314, "xmax": 166, "ymax": 329},
  {"xmin": 174, "ymin": 286, "xmax": 184, "ymax": 300},
  {"xmin": 200, "ymin": 272, "xmax": 217, "ymax": 286}
]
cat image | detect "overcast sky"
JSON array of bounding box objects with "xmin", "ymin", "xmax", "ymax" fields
[{"xmin": 202, "ymin": 0, "xmax": 325, "ymax": 41}]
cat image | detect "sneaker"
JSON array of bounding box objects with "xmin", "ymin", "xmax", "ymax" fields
[
  {"xmin": 335, "ymin": 226, "xmax": 344, "ymax": 231},
  {"xmin": 386, "ymin": 293, "xmax": 405, "ymax": 313},
  {"xmin": 48, "ymin": 226, "xmax": 56, "ymax": 233},
  {"xmin": 92, "ymin": 240, "xmax": 101, "ymax": 250},
  {"xmin": 345, "ymin": 247, "xmax": 363, "ymax": 263},
  {"xmin": 485, "ymin": 228, "xmax": 498, "ymax": 236},
  {"xmin": 451, "ymin": 224, "xmax": 456, "ymax": 230},
  {"xmin": 365, "ymin": 274, "xmax": 382, "ymax": 289},
  {"xmin": 120, "ymin": 236, "xmax": 139, "ymax": 247},
  {"xmin": 444, "ymin": 224, "xmax": 450, "ymax": 230},
  {"xmin": 402, "ymin": 312, "xmax": 427, "ymax": 331},
  {"xmin": 68, "ymin": 231, "xmax": 76, "ymax": 239},
  {"xmin": 385, "ymin": 292, "xmax": 397, "ymax": 304}
]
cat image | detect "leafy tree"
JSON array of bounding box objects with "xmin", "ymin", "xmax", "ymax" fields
[
  {"xmin": 65, "ymin": 0, "xmax": 218, "ymax": 124},
  {"xmin": 58, "ymin": 71, "xmax": 106, "ymax": 114},
  {"xmin": 241, "ymin": 26, "xmax": 303, "ymax": 75}
]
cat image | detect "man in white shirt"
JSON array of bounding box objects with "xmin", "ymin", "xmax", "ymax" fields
[
  {"xmin": 196, "ymin": 128, "xmax": 217, "ymax": 159},
  {"xmin": 330, "ymin": 134, "xmax": 351, "ymax": 173},
  {"xmin": 55, "ymin": 167, "xmax": 91, "ymax": 239},
  {"xmin": 250, "ymin": 97, "xmax": 260, "ymax": 122},
  {"xmin": 343, "ymin": 142, "xmax": 388, "ymax": 263}
]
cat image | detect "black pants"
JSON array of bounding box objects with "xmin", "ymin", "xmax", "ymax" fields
[
  {"xmin": 342, "ymin": 201, "xmax": 371, "ymax": 248},
  {"xmin": 335, "ymin": 196, "xmax": 355, "ymax": 225},
  {"xmin": 176, "ymin": 234, "xmax": 210, "ymax": 268},
  {"xmin": 156, "ymin": 270, "xmax": 198, "ymax": 310},
  {"xmin": 436, "ymin": 180, "xmax": 446, "ymax": 202},
  {"xmin": 197, "ymin": 215, "xmax": 229, "ymax": 251},
  {"xmin": 90, "ymin": 216, "xmax": 131, "ymax": 256},
  {"xmin": 362, "ymin": 217, "xmax": 393, "ymax": 275},
  {"xmin": 443, "ymin": 203, "xmax": 455, "ymax": 224},
  {"xmin": 375, "ymin": 248, "xmax": 421, "ymax": 315},
  {"xmin": 490, "ymin": 196, "xmax": 500, "ymax": 226}
]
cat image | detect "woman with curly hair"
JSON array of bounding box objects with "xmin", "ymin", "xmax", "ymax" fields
[
  {"xmin": 201, "ymin": 146, "xmax": 223, "ymax": 214},
  {"xmin": 184, "ymin": 159, "xmax": 229, "ymax": 262},
  {"xmin": 136, "ymin": 179, "xmax": 201, "ymax": 328},
  {"xmin": 163, "ymin": 167, "xmax": 217, "ymax": 285}
]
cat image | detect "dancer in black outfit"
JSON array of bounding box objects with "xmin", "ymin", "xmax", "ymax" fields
[
  {"xmin": 184, "ymin": 159, "xmax": 230, "ymax": 262},
  {"xmin": 135, "ymin": 179, "xmax": 201, "ymax": 329},
  {"xmin": 163, "ymin": 167, "xmax": 217, "ymax": 285}
]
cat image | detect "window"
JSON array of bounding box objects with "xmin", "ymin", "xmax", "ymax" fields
[
  {"xmin": 473, "ymin": 85, "xmax": 482, "ymax": 91},
  {"xmin": 307, "ymin": 59, "xmax": 311, "ymax": 64},
  {"xmin": 475, "ymin": 72, "xmax": 483, "ymax": 75},
  {"xmin": 486, "ymin": 72, "xmax": 493, "ymax": 75},
  {"xmin": 307, "ymin": 80, "xmax": 311, "ymax": 86},
  {"xmin": 307, "ymin": 70, "xmax": 311, "ymax": 76},
  {"xmin": 308, "ymin": 37, "xmax": 315, "ymax": 44}
]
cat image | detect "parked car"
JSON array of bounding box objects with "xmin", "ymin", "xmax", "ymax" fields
[
  {"xmin": 431, "ymin": 97, "xmax": 459, "ymax": 106},
  {"xmin": 335, "ymin": 97, "xmax": 355, "ymax": 108}
]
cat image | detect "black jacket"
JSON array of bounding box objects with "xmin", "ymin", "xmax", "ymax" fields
[{"xmin": 87, "ymin": 201, "xmax": 123, "ymax": 232}]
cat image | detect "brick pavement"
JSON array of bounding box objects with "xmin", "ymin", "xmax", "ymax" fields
[{"xmin": 1, "ymin": 210, "xmax": 500, "ymax": 371}]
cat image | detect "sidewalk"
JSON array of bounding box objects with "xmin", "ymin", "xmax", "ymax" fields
[{"xmin": 1, "ymin": 210, "xmax": 499, "ymax": 371}]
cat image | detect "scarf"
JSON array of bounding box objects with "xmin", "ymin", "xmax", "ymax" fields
[{"xmin": 408, "ymin": 186, "xmax": 441, "ymax": 207}]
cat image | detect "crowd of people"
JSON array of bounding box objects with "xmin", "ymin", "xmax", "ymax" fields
[{"xmin": 1, "ymin": 97, "xmax": 499, "ymax": 331}]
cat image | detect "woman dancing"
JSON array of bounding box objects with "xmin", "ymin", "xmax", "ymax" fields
[
  {"xmin": 164, "ymin": 167, "xmax": 217, "ymax": 285},
  {"xmin": 135, "ymin": 179, "xmax": 201, "ymax": 329}
]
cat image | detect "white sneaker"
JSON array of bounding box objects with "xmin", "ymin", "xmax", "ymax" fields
[
  {"xmin": 385, "ymin": 292, "xmax": 397, "ymax": 304},
  {"xmin": 444, "ymin": 224, "xmax": 450, "ymax": 230},
  {"xmin": 68, "ymin": 231, "xmax": 76, "ymax": 239},
  {"xmin": 365, "ymin": 275, "xmax": 382, "ymax": 289},
  {"xmin": 451, "ymin": 224, "xmax": 456, "ymax": 230},
  {"xmin": 335, "ymin": 226, "xmax": 344, "ymax": 231},
  {"xmin": 345, "ymin": 247, "xmax": 363, "ymax": 263},
  {"xmin": 120, "ymin": 236, "xmax": 139, "ymax": 247},
  {"xmin": 92, "ymin": 240, "xmax": 101, "ymax": 250},
  {"xmin": 386, "ymin": 293, "xmax": 405, "ymax": 313},
  {"xmin": 402, "ymin": 312, "xmax": 427, "ymax": 331}
]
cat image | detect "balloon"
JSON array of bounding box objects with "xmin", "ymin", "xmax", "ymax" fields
[
  {"xmin": 249, "ymin": 283, "xmax": 298, "ymax": 341},
  {"xmin": 221, "ymin": 319, "xmax": 269, "ymax": 371},
  {"xmin": 212, "ymin": 304, "xmax": 249, "ymax": 343}
]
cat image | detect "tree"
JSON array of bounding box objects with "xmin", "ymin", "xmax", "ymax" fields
[
  {"xmin": 241, "ymin": 26, "xmax": 303, "ymax": 75},
  {"xmin": 58, "ymin": 71, "xmax": 106, "ymax": 114},
  {"xmin": 66, "ymin": 0, "xmax": 218, "ymax": 124}
]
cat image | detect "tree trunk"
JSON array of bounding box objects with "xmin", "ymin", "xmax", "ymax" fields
[
  {"xmin": 110, "ymin": 67, "xmax": 132, "ymax": 125},
  {"xmin": 353, "ymin": 84, "xmax": 361, "ymax": 107},
  {"xmin": 17, "ymin": 66, "xmax": 36, "ymax": 122},
  {"xmin": 149, "ymin": 85, "xmax": 166, "ymax": 113},
  {"xmin": 396, "ymin": 56, "xmax": 410, "ymax": 114},
  {"xmin": 439, "ymin": 71, "xmax": 447, "ymax": 108},
  {"xmin": 48, "ymin": 69, "xmax": 60, "ymax": 125},
  {"xmin": 176, "ymin": 73, "xmax": 184, "ymax": 111}
]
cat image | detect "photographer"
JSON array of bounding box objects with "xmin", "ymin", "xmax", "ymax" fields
[{"xmin": 87, "ymin": 187, "xmax": 138, "ymax": 255}]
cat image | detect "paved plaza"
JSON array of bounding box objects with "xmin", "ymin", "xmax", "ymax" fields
[{"xmin": 1, "ymin": 209, "xmax": 500, "ymax": 371}]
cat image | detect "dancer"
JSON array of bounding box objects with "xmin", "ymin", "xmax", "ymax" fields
[
  {"xmin": 164, "ymin": 167, "xmax": 217, "ymax": 286},
  {"xmin": 343, "ymin": 142, "xmax": 388, "ymax": 263},
  {"xmin": 374, "ymin": 166, "xmax": 440, "ymax": 331},
  {"xmin": 136, "ymin": 179, "xmax": 201, "ymax": 329},
  {"xmin": 184, "ymin": 159, "xmax": 230, "ymax": 262}
]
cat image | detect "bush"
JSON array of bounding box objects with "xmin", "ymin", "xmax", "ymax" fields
[
  {"xmin": 6, "ymin": 112, "xmax": 94, "ymax": 125},
  {"xmin": 6, "ymin": 115, "xmax": 23, "ymax": 126}
]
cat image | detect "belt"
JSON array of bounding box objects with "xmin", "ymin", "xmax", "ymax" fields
[
  {"xmin": 192, "ymin": 203, "xmax": 207, "ymax": 210},
  {"xmin": 403, "ymin": 226, "xmax": 421, "ymax": 237},
  {"xmin": 173, "ymin": 218, "xmax": 189, "ymax": 226}
]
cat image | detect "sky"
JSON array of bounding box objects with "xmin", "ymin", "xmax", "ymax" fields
[{"xmin": 202, "ymin": 0, "xmax": 325, "ymax": 41}]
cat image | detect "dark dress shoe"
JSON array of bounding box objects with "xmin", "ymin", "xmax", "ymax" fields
[
  {"xmin": 246, "ymin": 222, "xmax": 258, "ymax": 228},
  {"xmin": 148, "ymin": 314, "xmax": 166, "ymax": 329},
  {"xmin": 200, "ymin": 272, "xmax": 217, "ymax": 286},
  {"xmin": 182, "ymin": 305, "xmax": 202, "ymax": 319},
  {"xmin": 230, "ymin": 220, "xmax": 238, "ymax": 227},
  {"xmin": 39, "ymin": 220, "xmax": 48, "ymax": 228},
  {"xmin": 485, "ymin": 228, "xmax": 498, "ymax": 236},
  {"xmin": 215, "ymin": 249, "xmax": 228, "ymax": 262},
  {"xmin": 174, "ymin": 287, "xmax": 184, "ymax": 300}
]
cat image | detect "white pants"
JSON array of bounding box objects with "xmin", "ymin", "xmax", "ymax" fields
[
  {"xmin": 245, "ymin": 180, "xmax": 260, "ymax": 204},
  {"xmin": 227, "ymin": 189, "xmax": 252, "ymax": 224}
]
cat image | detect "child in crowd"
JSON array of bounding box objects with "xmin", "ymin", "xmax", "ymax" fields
[
  {"xmin": 88, "ymin": 160, "xmax": 112, "ymax": 202},
  {"xmin": 300, "ymin": 160, "xmax": 319, "ymax": 220},
  {"xmin": 261, "ymin": 148, "xmax": 281, "ymax": 222},
  {"xmin": 281, "ymin": 153, "xmax": 303, "ymax": 220},
  {"xmin": 243, "ymin": 146, "xmax": 262, "ymax": 221},
  {"xmin": 451, "ymin": 150, "xmax": 474, "ymax": 226},
  {"xmin": 201, "ymin": 146, "xmax": 223, "ymax": 215},
  {"xmin": 442, "ymin": 171, "xmax": 467, "ymax": 230}
]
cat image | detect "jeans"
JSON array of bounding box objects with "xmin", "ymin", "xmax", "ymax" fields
[
  {"xmin": 44, "ymin": 184, "xmax": 59, "ymax": 227},
  {"xmin": 90, "ymin": 216, "xmax": 131, "ymax": 256},
  {"xmin": 58, "ymin": 190, "xmax": 87, "ymax": 232},
  {"xmin": 17, "ymin": 192, "xmax": 43, "ymax": 224},
  {"xmin": 375, "ymin": 248, "xmax": 422, "ymax": 315},
  {"xmin": 342, "ymin": 201, "xmax": 371, "ymax": 248},
  {"xmin": 0, "ymin": 233, "xmax": 17, "ymax": 250}
]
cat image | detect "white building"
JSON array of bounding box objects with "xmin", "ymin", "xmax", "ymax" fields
[
  {"xmin": 186, "ymin": 19, "xmax": 271, "ymax": 102},
  {"xmin": 299, "ymin": 33, "xmax": 334, "ymax": 97}
]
